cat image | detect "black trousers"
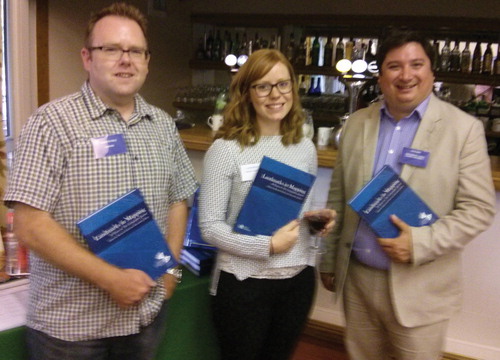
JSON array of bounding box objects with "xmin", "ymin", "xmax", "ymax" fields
[{"xmin": 212, "ymin": 266, "xmax": 316, "ymax": 360}]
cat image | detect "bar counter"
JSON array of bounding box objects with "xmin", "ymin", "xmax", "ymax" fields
[{"xmin": 179, "ymin": 125, "xmax": 500, "ymax": 190}]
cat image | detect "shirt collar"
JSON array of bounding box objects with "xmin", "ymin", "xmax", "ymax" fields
[
  {"xmin": 380, "ymin": 95, "xmax": 431, "ymax": 123},
  {"xmin": 81, "ymin": 81, "xmax": 154, "ymax": 122}
]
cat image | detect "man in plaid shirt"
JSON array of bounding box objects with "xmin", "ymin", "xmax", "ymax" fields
[{"xmin": 4, "ymin": 3, "xmax": 197, "ymax": 359}]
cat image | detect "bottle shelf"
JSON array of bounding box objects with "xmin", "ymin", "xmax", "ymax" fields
[{"xmin": 189, "ymin": 60, "xmax": 499, "ymax": 87}]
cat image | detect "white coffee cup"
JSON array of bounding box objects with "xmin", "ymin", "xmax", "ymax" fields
[
  {"xmin": 316, "ymin": 127, "xmax": 333, "ymax": 146},
  {"xmin": 207, "ymin": 114, "xmax": 224, "ymax": 131}
]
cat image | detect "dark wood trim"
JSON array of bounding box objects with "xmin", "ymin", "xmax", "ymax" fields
[
  {"xmin": 36, "ymin": 0, "xmax": 49, "ymax": 106},
  {"xmin": 303, "ymin": 319, "xmax": 479, "ymax": 360}
]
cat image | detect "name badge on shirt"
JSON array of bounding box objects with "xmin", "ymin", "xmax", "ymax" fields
[
  {"xmin": 240, "ymin": 163, "xmax": 260, "ymax": 182},
  {"xmin": 400, "ymin": 147, "xmax": 429, "ymax": 168},
  {"xmin": 91, "ymin": 134, "xmax": 127, "ymax": 159}
]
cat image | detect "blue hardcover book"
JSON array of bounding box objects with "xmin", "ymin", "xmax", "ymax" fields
[
  {"xmin": 77, "ymin": 189, "xmax": 177, "ymax": 279},
  {"xmin": 348, "ymin": 165, "xmax": 438, "ymax": 238},
  {"xmin": 234, "ymin": 156, "xmax": 316, "ymax": 236},
  {"xmin": 180, "ymin": 247, "xmax": 215, "ymax": 276},
  {"xmin": 183, "ymin": 189, "xmax": 216, "ymax": 250}
]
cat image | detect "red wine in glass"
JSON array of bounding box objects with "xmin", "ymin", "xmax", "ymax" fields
[{"xmin": 307, "ymin": 215, "xmax": 329, "ymax": 235}]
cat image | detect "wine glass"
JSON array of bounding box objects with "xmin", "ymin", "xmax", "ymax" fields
[{"xmin": 305, "ymin": 202, "xmax": 328, "ymax": 260}]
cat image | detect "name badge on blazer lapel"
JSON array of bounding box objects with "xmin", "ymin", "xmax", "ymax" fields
[{"xmin": 400, "ymin": 147, "xmax": 429, "ymax": 168}]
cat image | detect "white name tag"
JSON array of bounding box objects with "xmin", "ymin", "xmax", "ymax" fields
[{"xmin": 240, "ymin": 163, "xmax": 260, "ymax": 182}]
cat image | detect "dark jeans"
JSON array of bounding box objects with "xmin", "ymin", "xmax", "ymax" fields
[
  {"xmin": 212, "ymin": 266, "xmax": 316, "ymax": 360},
  {"xmin": 26, "ymin": 301, "xmax": 168, "ymax": 360}
]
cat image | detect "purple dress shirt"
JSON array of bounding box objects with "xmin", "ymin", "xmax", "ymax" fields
[{"xmin": 352, "ymin": 96, "xmax": 430, "ymax": 270}]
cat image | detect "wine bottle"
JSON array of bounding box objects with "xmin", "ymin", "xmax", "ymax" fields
[
  {"xmin": 253, "ymin": 32, "xmax": 261, "ymax": 51},
  {"xmin": 308, "ymin": 76, "xmax": 316, "ymax": 95},
  {"xmin": 494, "ymin": 46, "xmax": 500, "ymax": 75},
  {"xmin": 460, "ymin": 42, "xmax": 471, "ymax": 73},
  {"xmin": 269, "ymin": 35, "xmax": 277, "ymax": 49},
  {"xmin": 482, "ymin": 43, "xmax": 493, "ymax": 75},
  {"xmin": 439, "ymin": 39, "xmax": 451, "ymax": 72},
  {"xmin": 222, "ymin": 31, "xmax": 232, "ymax": 61},
  {"xmin": 432, "ymin": 40, "xmax": 440, "ymax": 71},
  {"xmin": 295, "ymin": 36, "xmax": 307, "ymax": 66},
  {"xmin": 352, "ymin": 40, "xmax": 363, "ymax": 61},
  {"xmin": 449, "ymin": 41, "xmax": 461, "ymax": 72},
  {"xmin": 335, "ymin": 38, "xmax": 345, "ymax": 64},
  {"xmin": 231, "ymin": 32, "xmax": 240, "ymax": 56},
  {"xmin": 212, "ymin": 30, "xmax": 222, "ymax": 61},
  {"xmin": 323, "ymin": 37, "xmax": 334, "ymax": 67},
  {"xmin": 313, "ymin": 77, "xmax": 322, "ymax": 95},
  {"xmin": 195, "ymin": 36, "xmax": 205, "ymax": 60},
  {"xmin": 204, "ymin": 30, "xmax": 213, "ymax": 60},
  {"xmin": 240, "ymin": 32, "xmax": 248, "ymax": 56},
  {"xmin": 311, "ymin": 36, "xmax": 320, "ymax": 66},
  {"xmin": 471, "ymin": 42, "xmax": 482, "ymax": 74},
  {"xmin": 364, "ymin": 40, "xmax": 376, "ymax": 65},
  {"xmin": 286, "ymin": 32, "xmax": 296, "ymax": 63},
  {"xmin": 345, "ymin": 37, "xmax": 354, "ymax": 61}
]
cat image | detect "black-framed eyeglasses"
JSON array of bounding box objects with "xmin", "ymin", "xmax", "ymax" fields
[
  {"xmin": 251, "ymin": 80, "xmax": 293, "ymax": 97},
  {"xmin": 88, "ymin": 46, "xmax": 150, "ymax": 61}
]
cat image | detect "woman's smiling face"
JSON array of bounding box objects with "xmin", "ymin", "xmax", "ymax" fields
[{"xmin": 250, "ymin": 62, "xmax": 293, "ymax": 135}]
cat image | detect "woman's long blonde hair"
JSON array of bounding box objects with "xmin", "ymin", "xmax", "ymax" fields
[{"xmin": 216, "ymin": 49, "xmax": 304, "ymax": 147}]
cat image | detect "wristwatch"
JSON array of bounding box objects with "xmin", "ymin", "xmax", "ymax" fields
[{"xmin": 166, "ymin": 266, "xmax": 182, "ymax": 283}]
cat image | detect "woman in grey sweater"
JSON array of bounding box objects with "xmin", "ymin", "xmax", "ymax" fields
[{"xmin": 199, "ymin": 49, "xmax": 336, "ymax": 360}]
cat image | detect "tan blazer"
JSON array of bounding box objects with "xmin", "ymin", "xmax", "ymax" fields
[{"xmin": 321, "ymin": 94, "xmax": 496, "ymax": 327}]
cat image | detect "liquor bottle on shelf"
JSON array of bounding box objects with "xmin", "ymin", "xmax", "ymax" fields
[
  {"xmin": 254, "ymin": 32, "xmax": 261, "ymax": 51},
  {"xmin": 314, "ymin": 77, "xmax": 322, "ymax": 95},
  {"xmin": 449, "ymin": 41, "xmax": 461, "ymax": 72},
  {"xmin": 351, "ymin": 40, "xmax": 364, "ymax": 61},
  {"xmin": 298, "ymin": 75, "xmax": 308, "ymax": 96},
  {"xmin": 471, "ymin": 42, "xmax": 482, "ymax": 74},
  {"xmin": 495, "ymin": 46, "xmax": 500, "ymax": 75},
  {"xmin": 345, "ymin": 37, "xmax": 354, "ymax": 61},
  {"xmin": 247, "ymin": 37, "xmax": 253, "ymax": 56},
  {"xmin": 439, "ymin": 39, "xmax": 451, "ymax": 72},
  {"xmin": 311, "ymin": 35, "xmax": 320, "ymax": 66},
  {"xmin": 295, "ymin": 36, "xmax": 307, "ymax": 66},
  {"xmin": 482, "ymin": 43, "xmax": 493, "ymax": 75},
  {"xmin": 286, "ymin": 32, "xmax": 296, "ymax": 63},
  {"xmin": 460, "ymin": 42, "xmax": 471, "ymax": 73},
  {"xmin": 260, "ymin": 35, "xmax": 268, "ymax": 49},
  {"xmin": 335, "ymin": 37, "xmax": 345, "ymax": 64},
  {"xmin": 204, "ymin": 30, "xmax": 214, "ymax": 60},
  {"xmin": 195, "ymin": 37, "xmax": 205, "ymax": 60},
  {"xmin": 231, "ymin": 32, "xmax": 240, "ymax": 56},
  {"xmin": 240, "ymin": 32, "xmax": 248, "ymax": 56},
  {"xmin": 432, "ymin": 40, "xmax": 440, "ymax": 71},
  {"xmin": 364, "ymin": 40, "xmax": 376, "ymax": 65},
  {"xmin": 308, "ymin": 77, "xmax": 321, "ymax": 96},
  {"xmin": 269, "ymin": 35, "xmax": 277, "ymax": 49},
  {"xmin": 212, "ymin": 30, "xmax": 222, "ymax": 61},
  {"xmin": 323, "ymin": 37, "xmax": 334, "ymax": 67},
  {"xmin": 222, "ymin": 30, "xmax": 232, "ymax": 61}
]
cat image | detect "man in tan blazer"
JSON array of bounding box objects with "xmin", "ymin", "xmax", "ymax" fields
[{"xmin": 320, "ymin": 30, "xmax": 496, "ymax": 360}]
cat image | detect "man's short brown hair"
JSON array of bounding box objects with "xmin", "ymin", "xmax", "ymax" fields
[{"xmin": 84, "ymin": 2, "xmax": 148, "ymax": 48}]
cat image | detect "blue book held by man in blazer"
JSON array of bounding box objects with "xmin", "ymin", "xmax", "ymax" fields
[{"xmin": 348, "ymin": 165, "xmax": 438, "ymax": 238}]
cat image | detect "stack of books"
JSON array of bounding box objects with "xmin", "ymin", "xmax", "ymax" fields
[
  {"xmin": 182, "ymin": 189, "xmax": 216, "ymax": 276},
  {"xmin": 180, "ymin": 247, "xmax": 216, "ymax": 277}
]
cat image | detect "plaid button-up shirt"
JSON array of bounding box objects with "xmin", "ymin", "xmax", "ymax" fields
[{"xmin": 4, "ymin": 82, "xmax": 197, "ymax": 341}]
